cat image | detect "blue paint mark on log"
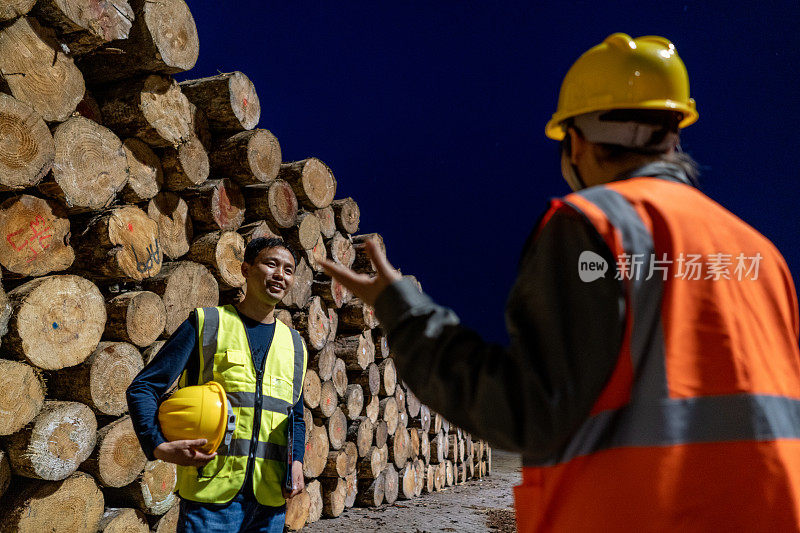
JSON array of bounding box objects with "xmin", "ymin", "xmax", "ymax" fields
[{"xmin": 52, "ymin": 322, "xmax": 58, "ymax": 329}]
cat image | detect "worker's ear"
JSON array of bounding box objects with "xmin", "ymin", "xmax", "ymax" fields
[
  {"xmin": 241, "ymin": 261, "xmax": 250, "ymax": 279},
  {"xmin": 567, "ymin": 127, "xmax": 587, "ymax": 166}
]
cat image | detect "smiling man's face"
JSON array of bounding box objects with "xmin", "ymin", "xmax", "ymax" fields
[{"xmin": 241, "ymin": 246, "xmax": 296, "ymax": 305}]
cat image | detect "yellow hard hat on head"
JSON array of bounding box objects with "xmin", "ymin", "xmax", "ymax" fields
[
  {"xmin": 545, "ymin": 33, "xmax": 698, "ymax": 141},
  {"xmin": 158, "ymin": 381, "xmax": 231, "ymax": 454}
]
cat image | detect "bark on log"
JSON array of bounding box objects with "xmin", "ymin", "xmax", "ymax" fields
[
  {"xmin": 355, "ymin": 469, "xmax": 384, "ymax": 507},
  {"xmin": 243, "ymin": 179, "xmax": 298, "ymax": 228},
  {"xmin": 279, "ymin": 158, "xmax": 336, "ymax": 210},
  {"xmin": 94, "ymin": 74, "xmax": 193, "ymax": 148},
  {"xmin": 320, "ymin": 477, "xmax": 346, "ymax": 518},
  {"xmin": 159, "ymin": 135, "xmax": 209, "ymax": 191},
  {"xmin": 383, "ymin": 465, "xmax": 399, "ymax": 505},
  {"xmin": 302, "ymin": 423, "xmax": 329, "ymax": 479},
  {"xmin": 82, "ymin": 415, "xmax": 146, "ymax": 488},
  {"xmin": 379, "ymin": 396, "xmax": 399, "ymax": 437},
  {"xmin": 338, "ymin": 298, "xmax": 378, "ymax": 334},
  {"xmin": 0, "ymin": 359, "xmax": 44, "ymax": 435},
  {"xmin": 40, "ymin": 116, "xmax": 128, "ymax": 213},
  {"xmin": 0, "ymin": 194, "xmax": 73, "ymax": 277},
  {"xmin": 141, "ymin": 261, "xmax": 218, "ymax": 336},
  {"xmin": 74, "ymin": 89, "xmax": 103, "ymax": 123},
  {"xmin": 47, "ymin": 341, "xmax": 143, "ymax": 416},
  {"xmin": 364, "ymin": 394, "xmax": 379, "ymax": 425},
  {"xmin": 331, "ymin": 197, "xmax": 360, "ymax": 235},
  {"xmin": 76, "ymin": 0, "xmax": 198, "ymax": 84},
  {"xmin": 121, "ymin": 138, "xmax": 163, "ymax": 203},
  {"xmin": 292, "ymin": 295, "xmax": 329, "ymax": 351},
  {"xmin": 302, "ymin": 368, "xmax": 321, "ymax": 410},
  {"xmin": 105, "ymin": 459, "xmax": 176, "ymax": 515},
  {"xmin": 347, "ymin": 416, "xmax": 374, "ymax": 458},
  {"xmin": 5, "ymin": 275, "xmax": 105, "ymax": 370},
  {"xmin": 179, "ymin": 72, "xmax": 260, "ymax": 133},
  {"xmin": 326, "ymin": 232, "xmax": 355, "ymax": 268},
  {"xmin": 238, "ymin": 220, "xmax": 278, "ymax": 243},
  {"xmin": 349, "ymin": 361, "xmax": 379, "ymax": 398},
  {"xmin": 326, "ymin": 406, "xmax": 347, "ymax": 451},
  {"xmin": 310, "ymin": 342, "xmax": 334, "ymax": 382},
  {"xmin": 209, "ymin": 129, "xmax": 281, "ymax": 186},
  {"xmin": 98, "ymin": 508, "xmax": 149, "ymax": 533},
  {"xmin": 31, "ymin": 0, "xmax": 134, "ymax": 56},
  {"xmin": 399, "ymin": 462, "xmax": 415, "ymax": 500},
  {"xmin": 285, "ymin": 490, "xmax": 309, "ymax": 531},
  {"xmin": 314, "ymin": 205, "xmax": 335, "ymax": 239},
  {"xmin": 334, "ymin": 331, "xmax": 374, "ymax": 372},
  {"xmin": 147, "ymin": 192, "xmax": 192, "ymax": 260},
  {"xmin": 331, "ymin": 357, "xmax": 348, "ymax": 398},
  {"xmin": 429, "ymin": 411, "xmax": 443, "ymax": 435},
  {"xmin": 0, "ymin": 0, "xmax": 35, "ymax": 21},
  {"xmin": 189, "ymin": 102, "xmax": 212, "ymax": 152},
  {"xmin": 341, "ymin": 383, "xmax": 364, "ymax": 421},
  {"xmin": 305, "ymin": 479, "xmax": 322, "ymax": 524},
  {"xmin": 0, "ymin": 451, "xmax": 9, "ymax": 501},
  {"xmin": 0, "ymin": 471, "xmax": 104, "ymax": 533},
  {"xmin": 0, "ymin": 16, "xmax": 85, "ymax": 122},
  {"xmin": 0, "ymin": 94, "xmax": 53, "ymax": 191},
  {"xmin": 184, "ymin": 178, "xmax": 245, "ymax": 232},
  {"xmin": 311, "ymin": 277, "xmax": 352, "ymax": 309},
  {"xmin": 73, "ymin": 205, "xmax": 163, "ymax": 281},
  {"xmin": 104, "ymin": 291, "xmax": 166, "ymax": 347},
  {"xmin": 284, "ymin": 257, "xmax": 312, "ymax": 309},
  {"xmin": 321, "ymin": 447, "xmax": 349, "ymax": 478},
  {"xmin": 187, "ymin": 230, "xmax": 245, "ymax": 290},
  {"xmin": 5, "ymin": 400, "xmax": 96, "ymax": 480},
  {"xmin": 374, "ymin": 331, "xmax": 390, "ymax": 360},
  {"xmin": 379, "ymin": 358, "xmax": 397, "ymax": 397},
  {"xmin": 327, "ymin": 307, "xmax": 339, "ymax": 344},
  {"xmin": 410, "ymin": 404, "xmax": 431, "ymax": 433}
]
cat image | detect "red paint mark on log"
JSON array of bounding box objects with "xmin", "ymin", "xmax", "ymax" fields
[
  {"xmin": 243, "ymin": 97, "xmax": 248, "ymax": 107},
  {"xmin": 217, "ymin": 185, "xmax": 231, "ymax": 227},
  {"xmin": 128, "ymin": 223, "xmax": 133, "ymax": 232},
  {"xmin": 162, "ymin": 480, "xmax": 167, "ymax": 490}
]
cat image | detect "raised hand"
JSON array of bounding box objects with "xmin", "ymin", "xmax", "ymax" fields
[
  {"xmin": 320, "ymin": 238, "xmax": 401, "ymax": 307},
  {"xmin": 153, "ymin": 439, "xmax": 216, "ymax": 467}
]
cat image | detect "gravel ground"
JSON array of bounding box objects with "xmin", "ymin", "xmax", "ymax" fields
[{"xmin": 301, "ymin": 450, "xmax": 520, "ymax": 532}]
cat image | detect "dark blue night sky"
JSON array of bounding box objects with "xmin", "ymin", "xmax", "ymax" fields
[{"xmin": 180, "ymin": 1, "xmax": 800, "ymax": 343}]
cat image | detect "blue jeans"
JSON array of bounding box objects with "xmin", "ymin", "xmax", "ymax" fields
[{"xmin": 177, "ymin": 491, "xmax": 286, "ymax": 533}]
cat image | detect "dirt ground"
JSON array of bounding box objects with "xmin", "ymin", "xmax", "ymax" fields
[{"xmin": 302, "ymin": 450, "xmax": 520, "ymax": 533}]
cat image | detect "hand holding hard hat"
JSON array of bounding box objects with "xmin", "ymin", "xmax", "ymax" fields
[{"xmin": 155, "ymin": 381, "xmax": 234, "ymax": 467}]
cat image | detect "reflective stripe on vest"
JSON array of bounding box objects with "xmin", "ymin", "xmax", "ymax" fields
[{"xmin": 176, "ymin": 305, "xmax": 307, "ymax": 507}]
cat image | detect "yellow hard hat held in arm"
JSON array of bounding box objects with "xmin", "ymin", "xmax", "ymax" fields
[
  {"xmin": 546, "ymin": 32, "xmax": 699, "ymax": 140},
  {"xmin": 157, "ymin": 381, "xmax": 235, "ymax": 454}
]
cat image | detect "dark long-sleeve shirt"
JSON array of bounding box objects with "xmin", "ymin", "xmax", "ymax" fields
[
  {"xmin": 127, "ymin": 311, "xmax": 305, "ymax": 465},
  {"xmin": 374, "ymin": 163, "xmax": 691, "ymax": 464}
]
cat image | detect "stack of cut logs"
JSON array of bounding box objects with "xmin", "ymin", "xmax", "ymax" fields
[{"xmin": 0, "ymin": 0, "xmax": 492, "ymax": 531}]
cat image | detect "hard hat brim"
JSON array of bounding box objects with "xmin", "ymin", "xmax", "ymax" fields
[
  {"xmin": 204, "ymin": 381, "xmax": 228, "ymax": 454},
  {"xmin": 545, "ymin": 99, "xmax": 699, "ymax": 141}
]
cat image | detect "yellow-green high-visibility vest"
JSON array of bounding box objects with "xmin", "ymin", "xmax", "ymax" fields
[{"xmin": 175, "ymin": 304, "xmax": 307, "ymax": 506}]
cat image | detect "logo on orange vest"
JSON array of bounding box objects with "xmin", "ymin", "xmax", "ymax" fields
[{"xmin": 578, "ymin": 251, "xmax": 608, "ymax": 282}]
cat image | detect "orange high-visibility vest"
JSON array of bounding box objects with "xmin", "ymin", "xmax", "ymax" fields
[{"xmin": 515, "ymin": 177, "xmax": 800, "ymax": 532}]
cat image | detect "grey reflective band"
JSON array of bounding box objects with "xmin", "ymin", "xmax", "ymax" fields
[
  {"xmin": 227, "ymin": 391, "xmax": 292, "ymax": 414},
  {"xmin": 289, "ymin": 328, "xmax": 305, "ymax": 405},
  {"xmin": 570, "ymin": 186, "xmax": 669, "ymax": 399},
  {"xmin": 217, "ymin": 438, "xmax": 287, "ymax": 462},
  {"xmin": 534, "ymin": 394, "xmax": 800, "ymax": 466},
  {"xmin": 200, "ymin": 307, "xmax": 220, "ymax": 384}
]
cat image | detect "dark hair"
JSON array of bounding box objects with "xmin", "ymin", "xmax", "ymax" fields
[{"xmin": 243, "ymin": 237, "xmax": 298, "ymax": 266}]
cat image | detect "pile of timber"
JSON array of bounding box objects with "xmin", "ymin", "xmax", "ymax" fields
[{"xmin": 0, "ymin": 1, "xmax": 492, "ymax": 532}]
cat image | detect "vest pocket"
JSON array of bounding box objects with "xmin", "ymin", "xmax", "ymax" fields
[
  {"xmin": 270, "ymin": 376, "xmax": 294, "ymax": 403},
  {"xmin": 196, "ymin": 455, "xmax": 232, "ymax": 480},
  {"xmin": 214, "ymin": 350, "xmax": 250, "ymax": 383}
]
